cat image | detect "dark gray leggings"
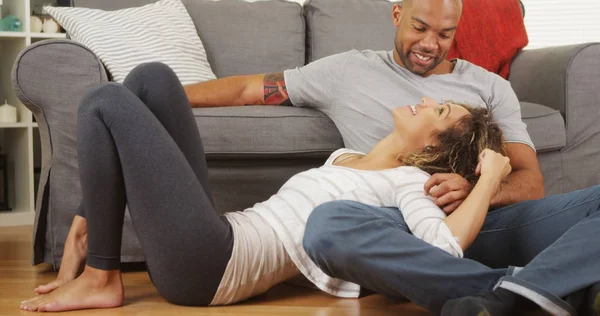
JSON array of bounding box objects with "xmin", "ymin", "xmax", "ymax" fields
[{"xmin": 76, "ymin": 62, "xmax": 233, "ymax": 306}]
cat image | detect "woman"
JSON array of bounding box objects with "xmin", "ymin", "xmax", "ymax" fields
[{"xmin": 20, "ymin": 62, "xmax": 509, "ymax": 312}]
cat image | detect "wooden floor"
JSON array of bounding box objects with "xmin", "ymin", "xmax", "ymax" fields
[{"xmin": 0, "ymin": 226, "xmax": 429, "ymax": 316}]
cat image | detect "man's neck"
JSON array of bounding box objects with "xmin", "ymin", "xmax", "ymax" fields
[{"xmin": 393, "ymin": 50, "xmax": 456, "ymax": 77}]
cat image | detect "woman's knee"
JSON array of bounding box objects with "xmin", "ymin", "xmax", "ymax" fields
[
  {"xmin": 78, "ymin": 82, "xmax": 128, "ymax": 118},
  {"xmin": 124, "ymin": 62, "xmax": 177, "ymax": 88}
]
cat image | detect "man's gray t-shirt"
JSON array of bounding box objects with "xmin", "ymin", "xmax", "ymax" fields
[{"xmin": 284, "ymin": 49, "xmax": 534, "ymax": 153}]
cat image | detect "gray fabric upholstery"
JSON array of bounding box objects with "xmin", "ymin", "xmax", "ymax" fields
[
  {"xmin": 72, "ymin": 0, "xmax": 306, "ymax": 78},
  {"xmin": 12, "ymin": 40, "xmax": 144, "ymax": 266},
  {"xmin": 209, "ymin": 159, "xmax": 327, "ymax": 215},
  {"xmin": 305, "ymin": 0, "xmax": 396, "ymax": 62},
  {"xmin": 183, "ymin": 0, "xmax": 305, "ymax": 77},
  {"xmin": 509, "ymin": 43, "xmax": 600, "ymax": 192},
  {"xmin": 538, "ymin": 152, "xmax": 563, "ymax": 196},
  {"xmin": 195, "ymin": 106, "xmax": 342, "ymax": 158},
  {"xmin": 520, "ymin": 102, "xmax": 566, "ymax": 153}
]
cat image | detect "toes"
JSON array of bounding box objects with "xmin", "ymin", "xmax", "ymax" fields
[
  {"xmin": 31, "ymin": 296, "xmax": 56, "ymax": 313},
  {"xmin": 39, "ymin": 301, "xmax": 60, "ymax": 312},
  {"xmin": 20, "ymin": 302, "xmax": 39, "ymax": 312},
  {"xmin": 21, "ymin": 293, "xmax": 49, "ymax": 311},
  {"xmin": 21, "ymin": 295, "xmax": 42, "ymax": 305}
]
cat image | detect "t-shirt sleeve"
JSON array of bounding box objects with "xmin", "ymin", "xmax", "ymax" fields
[
  {"xmin": 489, "ymin": 79, "xmax": 536, "ymax": 151},
  {"xmin": 393, "ymin": 168, "xmax": 463, "ymax": 258},
  {"xmin": 283, "ymin": 51, "xmax": 354, "ymax": 110}
]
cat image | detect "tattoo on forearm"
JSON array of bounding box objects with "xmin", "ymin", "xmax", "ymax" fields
[
  {"xmin": 264, "ymin": 73, "xmax": 292, "ymax": 105},
  {"xmin": 249, "ymin": 99, "xmax": 265, "ymax": 106}
]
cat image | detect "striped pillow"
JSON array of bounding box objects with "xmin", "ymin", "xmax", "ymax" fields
[{"xmin": 44, "ymin": 0, "xmax": 216, "ymax": 85}]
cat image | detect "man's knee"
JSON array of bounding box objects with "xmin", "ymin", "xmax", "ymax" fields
[
  {"xmin": 586, "ymin": 184, "xmax": 600, "ymax": 199},
  {"xmin": 561, "ymin": 184, "xmax": 600, "ymax": 211},
  {"xmin": 303, "ymin": 201, "xmax": 371, "ymax": 266},
  {"xmin": 304, "ymin": 202, "xmax": 341, "ymax": 259}
]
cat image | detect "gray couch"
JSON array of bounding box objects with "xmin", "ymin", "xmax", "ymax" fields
[{"xmin": 12, "ymin": 0, "xmax": 600, "ymax": 268}]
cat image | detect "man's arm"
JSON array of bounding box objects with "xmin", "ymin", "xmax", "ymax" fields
[
  {"xmin": 183, "ymin": 72, "xmax": 292, "ymax": 107},
  {"xmin": 489, "ymin": 143, "xmax": 544, "ymax": 208}
]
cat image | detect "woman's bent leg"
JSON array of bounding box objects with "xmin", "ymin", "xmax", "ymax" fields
[
  {"xmin": 35, "ymin": 63, "xmax": 220, "ymax": 297},
  {"xmin": 78, "ymin": 83, "xmax": 232, "ymax": 305},
  {"xmin": 22, "ymin": 83, "xmax": 233, "ymax": 312},
  {"xmin": 43, "ymin": 62, "xmax": 215, "ymax": 295},
  {"xmin": 122, "ymin": 62, "xmax": 215, "ymax": 206}
]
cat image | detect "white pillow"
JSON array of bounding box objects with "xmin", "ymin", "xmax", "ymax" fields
[{"xmin": 44, "ymin": 0, "xmax": 216, "ymax": 85}]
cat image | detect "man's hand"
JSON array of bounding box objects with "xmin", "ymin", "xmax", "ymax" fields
[{"xmin": 424, "ymin": 173, "xmax": 474, "ymax": 214}]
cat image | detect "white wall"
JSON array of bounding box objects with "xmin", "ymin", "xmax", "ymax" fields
[{"xmin": 523, "ymin": 0, "xmax": 600, "ymax": 49}]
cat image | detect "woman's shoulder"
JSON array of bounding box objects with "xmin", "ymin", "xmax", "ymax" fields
[
  {"xmin": 325, "ymin": 148, "xmax": 367, "ymax": 166},
  {"xmin": 389, "ymin": 166, "xmax": 432, "ymax": 184}
]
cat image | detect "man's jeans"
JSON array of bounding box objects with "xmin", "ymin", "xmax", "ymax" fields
[{"xmin": 303, "ymin": 185, "xmax": 600, "ymax": 315}]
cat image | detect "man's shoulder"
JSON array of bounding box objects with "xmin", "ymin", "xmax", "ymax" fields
[
  {"xmin": 457, "ymin": 60, "xmax": 508, "ymax": 80},
  {"xmin": 455, "ymin": 59, "xmax": 511, "ymax": 89},
  {"xmin": 317, "ymin": 49, "xmax": 390, "ymax": 65}
]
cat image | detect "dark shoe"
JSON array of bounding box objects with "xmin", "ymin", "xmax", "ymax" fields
[
  {"xmin": 441, "ymin": 288, "xmax": 522, "ymax": 316},
  {"xmin": 585, "ymin": 282, "xmax": 600, "ymax": 316}
]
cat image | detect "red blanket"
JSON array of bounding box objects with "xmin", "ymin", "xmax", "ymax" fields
[{"xmin": 447, "ymin": 0, "xmax": 528, "ymax": 79}]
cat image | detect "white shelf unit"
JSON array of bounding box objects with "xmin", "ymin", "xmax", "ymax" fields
[{"xmin": 0, "ymin": 0, "xmax": 66, "ymax": 226}]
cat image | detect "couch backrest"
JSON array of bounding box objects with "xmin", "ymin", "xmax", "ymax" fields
[
  {"xmin": 181, "ymin": 0, "xmax": 305, "ymax": 77},
  {"xmin": 305, "ymin": 0, "xmax": 396, "ymax": 63},
  {"xmin": 71, "ymin": 0, "xmax": 306, "ymax": 78},
  {"xmin": 70, "ymin": 0, "xmax": 525, "ymax": 75}
]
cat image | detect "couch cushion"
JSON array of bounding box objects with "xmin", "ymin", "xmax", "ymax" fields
[
  {"xmin": 520, "ymin": 102, "xmax": 566, "ymax": 153},
  {"xmin": 193, "ymin": 106, "xmax": 343, "ymax": 158},
  {"xmin": 306, "ymin": 0, "xmax": 396, "ymax": 63},
  {"xmin": 183, "ymin": 0, "xmax": 305, "ymax": 77},
  {"xmin": 72, "ymin": 0, "xmax": 156, "ymax": 10},
  {"xmin": 73, "ymin": 0, "xmax": 306, "ymax": 78},
  {"xmin": 47, "ymin": 0, "xmax": 216, "ymax": 85}
]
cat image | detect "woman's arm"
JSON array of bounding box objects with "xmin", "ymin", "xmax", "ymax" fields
[
  {"xmin": 443, "ymin": 150, "xmax": 511, "ymax": 249},
  {"xmin": 395, "ymin": 150, "xmax": 511, "ymax": 255}
]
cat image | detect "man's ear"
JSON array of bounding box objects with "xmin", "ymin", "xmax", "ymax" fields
[{"xmin": 392, "ymin": 3, "xmax": 404, "ymax": 27}]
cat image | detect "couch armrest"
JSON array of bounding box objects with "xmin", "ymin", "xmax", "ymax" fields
[
  {"xmin": 12, "ymin": 39, "xmax": 108, "ymax": 265},
  {"xmin": 509, "ymin": 43, "xmax": 600, "ymax": 192}
]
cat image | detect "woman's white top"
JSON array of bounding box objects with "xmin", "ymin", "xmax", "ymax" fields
[{"xmin": 210, "ymin": 148, "xmax": 462, "ymax": 305}]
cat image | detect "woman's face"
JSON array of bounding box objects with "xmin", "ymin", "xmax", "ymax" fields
[{"xmin": 392, "ymin": 97, "xmax": 471, "ymax": 150}]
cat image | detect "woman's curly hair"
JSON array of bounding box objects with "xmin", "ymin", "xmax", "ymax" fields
[{"xmin": 401, "ymin": 103, "xmax": 505, "ymax": 185}]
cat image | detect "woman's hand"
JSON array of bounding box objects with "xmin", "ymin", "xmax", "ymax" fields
[
  {"xmin": 34, "ymin": 215, "xmax": 88, "ymax": 294},
  {"xmin": 475, "ymin": 149, "xmax": 511, "ymax": 181},
  {"xmin": 443, "ymin": 149, "xmax": 511, "ymax": 251}
]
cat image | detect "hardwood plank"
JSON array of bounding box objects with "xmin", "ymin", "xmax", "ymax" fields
[{"xmin": 0, "ymin": 226, "xmax": 429, "ymax": 315}]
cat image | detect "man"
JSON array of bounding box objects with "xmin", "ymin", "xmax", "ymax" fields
[{"xmin": 183, "ymin": 0, "xmax": 600, "ymax": 315}]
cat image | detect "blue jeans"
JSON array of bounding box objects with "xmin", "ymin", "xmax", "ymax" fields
[{"xmin": 303, "ymin": 185, "xmax": 600, "ymax": 315}]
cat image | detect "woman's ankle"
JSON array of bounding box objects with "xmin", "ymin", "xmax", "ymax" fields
[{"xmin": 80, "ymin": 266, "xmax": 122, "ymax": 288}]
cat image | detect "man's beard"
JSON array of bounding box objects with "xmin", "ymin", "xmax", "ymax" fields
[{"xmin": 395, "ymin": 43, "xmax": 441, "ymax": 75}]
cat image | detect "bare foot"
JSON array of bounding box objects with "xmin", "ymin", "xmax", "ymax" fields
[
  {"xmin": 35, "ymin": 216, "xmax": 88, "ymax": 295},
  {"xmin": 21, "ymin": 266, "xmax": 123, "ymax": 312}
]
